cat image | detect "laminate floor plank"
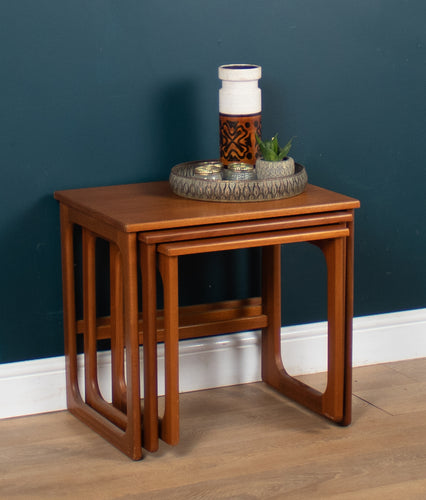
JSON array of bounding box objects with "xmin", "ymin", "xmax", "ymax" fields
[
  {"xmin": 1, "ymin": 359, "xmax": 426, "ymax": 499},
  {"xmin": 353, "ymin": 360, "xmax": 426, "ymax": 416},
  {"xmin": 385, "ymin": 357, "xmax": 426, "ymax": 381}
]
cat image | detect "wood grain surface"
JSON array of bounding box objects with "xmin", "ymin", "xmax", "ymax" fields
[{"xmin": 54, "ymin": 183, "xmax": 360, "ymax": 233}]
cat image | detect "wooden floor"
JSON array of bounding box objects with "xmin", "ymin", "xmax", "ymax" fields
[{"xmin": 1, "ymin": 358, "xmax": 426, "ymax": 499}]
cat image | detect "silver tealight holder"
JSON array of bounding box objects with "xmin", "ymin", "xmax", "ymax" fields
[
  {"xmin": 193, "ymin": 162, "xmax": 223, "ymax": 180},
  {"xmin": 223, "ymin": 163, "xmax": 256, "ymax": 181}
]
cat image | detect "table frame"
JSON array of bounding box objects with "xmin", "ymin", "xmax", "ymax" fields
[
  {"xmin": 55, "ymin": 182, "xmax": 359, "ymax": 460},
  {"xmin": 142, "ymin": 214, "xmax": 354, "ymax": 445},
  {"xmin": 59, "ymin": 205, "xmax": 144, "ymax": 459}
]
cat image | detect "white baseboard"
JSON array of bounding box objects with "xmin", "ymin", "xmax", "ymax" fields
[{"xmin": 1, "ymin": 308, "xmax": 425, "ymax": 420}]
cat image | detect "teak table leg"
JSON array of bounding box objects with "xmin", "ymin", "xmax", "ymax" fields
[
  {"xmin": 343, "ymin": 211, "xmax": 355, "ymax": 426},
  {"xmin": 82, "ymin": 228, "xmax": 102, "ymax": 408},
  {"xmin": 261, "ymin": 245, "xmax": 285, "ymax": 380},
  {"xmin": 110, "ymin": 242, "xmax": 127, "ymax": 413},
  {"xmin": 158, "ymin": 253, "xmax": 180, "ymax": 445},
  {"xmin": 140, "ymin": 242, "xmax": 159, "ymax": 452},
  {"xmin": 315, "ymin": 237, "xmax": 346, "ymax": 420},
  {"xmin": 60, "ymin": 205, "xmax": 83, "ymax": 412},
  {"xmin": 116, "ymin": 232, "xmax": 143, "ymax": 459}
]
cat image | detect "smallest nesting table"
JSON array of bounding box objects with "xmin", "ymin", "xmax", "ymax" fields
[{"xmin": 55, "ymin": 181, "xmax": 359, "ymax": 460}]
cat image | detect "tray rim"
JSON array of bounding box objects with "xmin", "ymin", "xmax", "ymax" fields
[{"xmin": 169, "ymin": 160, "xmax": 308, "ymax": 202}]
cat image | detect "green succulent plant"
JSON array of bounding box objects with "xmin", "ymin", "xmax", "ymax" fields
[{"xmin": 255, "ymin": 133, "xmax": 294, "ymax": 161}]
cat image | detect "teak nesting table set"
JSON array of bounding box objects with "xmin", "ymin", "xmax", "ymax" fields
[{"xmin": 54, "ymin": 181, "xmax": 360, "ymax": 460}]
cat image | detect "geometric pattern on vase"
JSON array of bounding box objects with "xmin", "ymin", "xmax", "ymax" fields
[{"xmin": 219, "ymin": 113, "xmax": 261, "ymax": 165}]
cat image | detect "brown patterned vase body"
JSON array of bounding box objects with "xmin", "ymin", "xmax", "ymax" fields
[
  {"xmin": 218, "ymin": 64, "xmax": 262, "ymax": 166},
  {"xmin": 219, "ymin": 113, "xmax": 261, "ymax": 165}
]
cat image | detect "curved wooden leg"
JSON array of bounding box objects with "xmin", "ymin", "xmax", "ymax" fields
[
  {"xmin": 60, "ymin": 206, "xmax": 83, "ymax": 410},
  {"xmin": 316, "ymin": 237, "xmax": 346, "ymax": 421},
  {"xmin": 60, "ymin": 210, "xmax": 140, "ymax": 459},
  {"xmin": 82, "ymin": 228, "xmax": 102, "ymax": 406},
  {"xmin": 80, "ymin": 231, "xmax": 128, "ymax": 430},
  {"xmin": 261, "ymin": 237, "xmax": 348, "ymax": 424},
  {"xmin": 261, "ymin": 245, "xmax": 324, "ymax": 412}
]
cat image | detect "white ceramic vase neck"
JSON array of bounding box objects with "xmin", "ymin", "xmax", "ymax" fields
[{"xmin": 218, "ymin": 64, "xmax": 262, "ymax": 115}]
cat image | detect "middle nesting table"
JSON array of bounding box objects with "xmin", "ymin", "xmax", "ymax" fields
[{"xmin": 139, "ymin": 210, "xmax": 354, "ymax": 449}]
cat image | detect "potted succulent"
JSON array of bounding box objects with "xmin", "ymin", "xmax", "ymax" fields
[{"xmin": 255, "ymin": 133, "xmax": 295, "ymax": 179}]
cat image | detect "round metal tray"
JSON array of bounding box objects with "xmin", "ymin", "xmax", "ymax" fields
[{"xmin": 169, "ymin": 160, "xmax": 308, "ymax": 202}]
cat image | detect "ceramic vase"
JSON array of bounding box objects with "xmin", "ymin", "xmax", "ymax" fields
[{"xmin": 218, "ymin": 64, "xmax": 262, "ymax": 165}]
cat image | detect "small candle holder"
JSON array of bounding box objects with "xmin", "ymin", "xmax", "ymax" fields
[
  {"xmin": 194, "ymin": 162, "xmax": 223, "ymax": 180},
  {"xmin": 223, "ymin": 163, "xmax": 256, "ymax": 181}
]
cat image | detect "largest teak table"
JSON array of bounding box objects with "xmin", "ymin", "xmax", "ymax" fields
[{"xmin": 55, "ymin": 181, "xmax": 360, "ymax": 460}]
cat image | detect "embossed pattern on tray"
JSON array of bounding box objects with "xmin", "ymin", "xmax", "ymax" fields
[{"xmin": 169, "ymin": 161, "xmax": 308, "ymax": 202}]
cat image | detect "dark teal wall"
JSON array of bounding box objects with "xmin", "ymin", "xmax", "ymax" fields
[{"xmin": 1, "ymin": 0, "xmax": 425, "ymax": 363}]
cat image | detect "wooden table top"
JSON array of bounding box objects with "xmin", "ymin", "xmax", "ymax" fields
[{"xmin": 54, "ymin": 181, "xmax": 360, "ymax": 233}]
